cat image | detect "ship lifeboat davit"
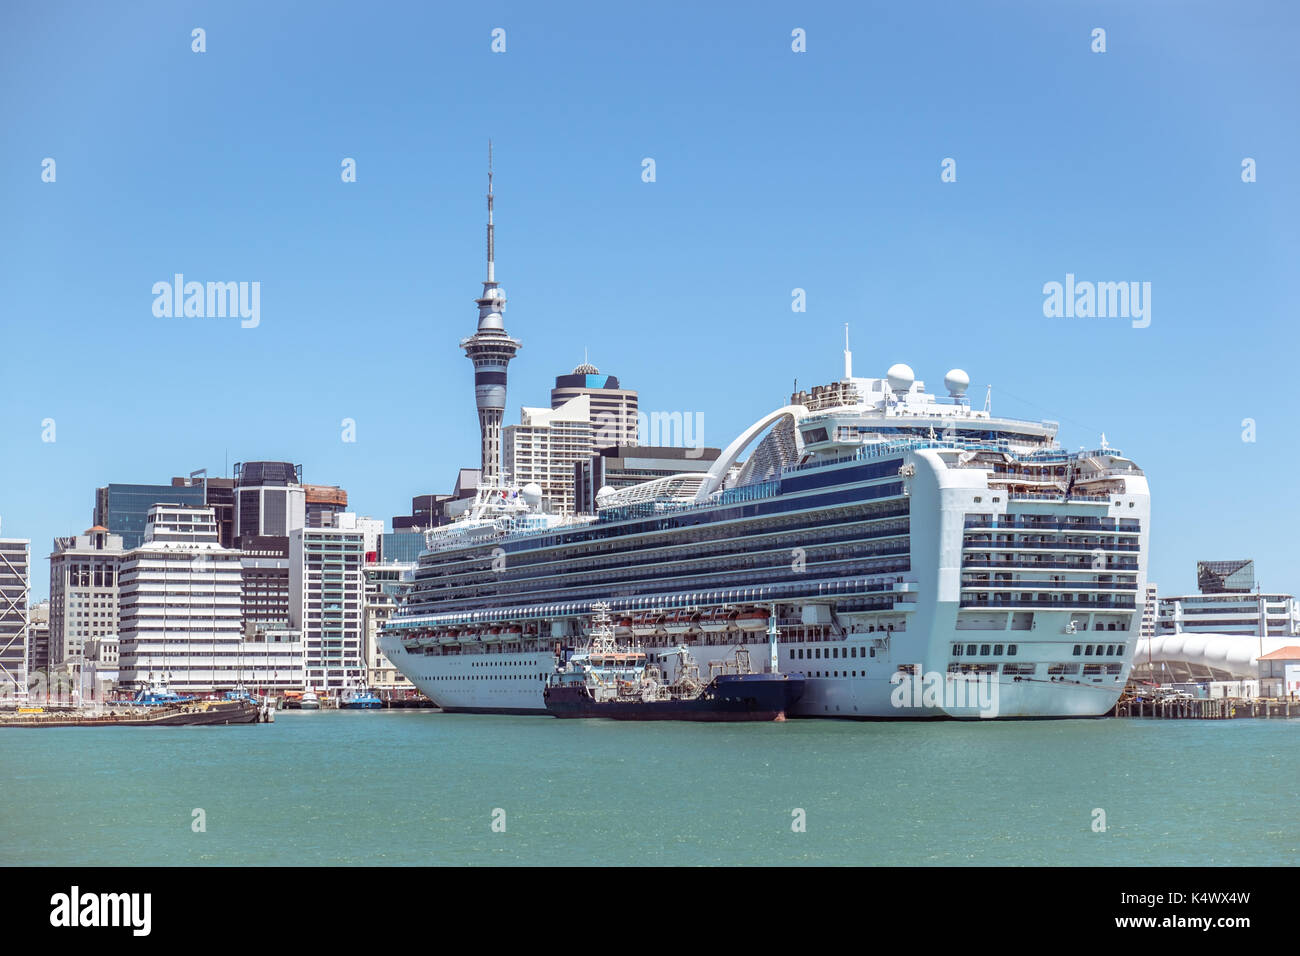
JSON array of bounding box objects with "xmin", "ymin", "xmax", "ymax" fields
[
  {"xmin": 630, "ymin": 613, "xmax": 662, "ymax": 639},
  {"xmin": 664, "ymin": 610, "xmax": 699, "ymax": 636},
  {"xmin": 699, "ymin": 608, "xmax": 738, "ymax": 633},
  {"xmin": 735, "ymin": 609, "xmax": 770, "ymax": 632}
]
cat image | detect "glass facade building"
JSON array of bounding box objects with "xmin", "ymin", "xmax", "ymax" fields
[{"xmin": 94, "ymin": 483, "xmax": 207, "ymax": 550}]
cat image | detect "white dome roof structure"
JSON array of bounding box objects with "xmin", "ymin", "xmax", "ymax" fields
[{"xmin": 521, "ymin": 483, "xmax": 543, "ymax": 507}]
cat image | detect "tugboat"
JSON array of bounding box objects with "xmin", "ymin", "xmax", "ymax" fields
[
  {"xmin": 131, "ymin": 677, "xmax": 194, "ymax": 707},
  {"xmin": 340, "ymin": 682, "xmax": 382, "ymax": 709},
  {"xmin": 543, "ymin": 603, "xmax": 805, "ymax": 721}
]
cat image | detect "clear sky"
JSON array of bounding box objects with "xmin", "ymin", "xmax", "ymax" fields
[{"xmin": 2, "ymin": 0, "xmax": 1298, "ymax": 602}]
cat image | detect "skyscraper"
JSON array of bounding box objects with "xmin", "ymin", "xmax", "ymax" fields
[
  {"xmin": 460, "ymin": 143, "xmax": 521, "ymax": 484},
  {"xmin": 0, "ymin": 531, "xmax": 30, "ymax": 696}
]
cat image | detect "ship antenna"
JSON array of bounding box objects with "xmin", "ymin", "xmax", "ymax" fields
[{"xmin": 843, "ymin": 323, "xmax": 852, "ymax": 380}]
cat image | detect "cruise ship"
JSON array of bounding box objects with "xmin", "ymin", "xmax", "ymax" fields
[{"xmin": 380, "ymin": 359, "xmax": 1150, "ymax": 719}]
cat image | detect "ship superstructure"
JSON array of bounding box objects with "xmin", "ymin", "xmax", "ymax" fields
[{"xmin": 381, "ymin": 346, "xmax": 1150, "ymax": 719}]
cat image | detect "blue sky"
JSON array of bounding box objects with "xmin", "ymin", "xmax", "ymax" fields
[{"xmin": 2, "ymin": 0, "xmax": 1298, "ymax": 602}]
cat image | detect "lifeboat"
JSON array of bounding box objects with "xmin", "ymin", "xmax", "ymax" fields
[
  {"xmin": 484, "ymin": 626, "xmax": 503, "ymax": 643},
  {"xmin": 504, "ymin": 625, "xmax": 523, "ymax": 639},
  {"xmin": 735, "ymin": 609, "xmax": 770, "ymax": 632},
  {"xmin": 699, "ymin": 608, "xmax": 737, "ymax": 633},
  {"xmin": 614, "ymin": 617, "xmax": 635, "ymax": 638},
  {"xmin": 664, "ymin": 610, "xmax": 698, "ymax": 636},
  {"xmin": 630, "ymin": 613, "xmax": 662, "ymax": 639},
  {"xmin": 439, "ymin": 629, "xmax": 459, "ymax": 644}
]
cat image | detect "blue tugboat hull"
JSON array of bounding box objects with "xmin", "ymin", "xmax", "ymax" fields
[{"xmin": 544, "ymin": 673, "xmax": 806, "ymax": 721}]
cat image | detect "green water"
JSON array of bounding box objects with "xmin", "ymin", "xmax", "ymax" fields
[{"xmin": 1, "ymin": 711, "xmax": 1295, "ymax": 866}]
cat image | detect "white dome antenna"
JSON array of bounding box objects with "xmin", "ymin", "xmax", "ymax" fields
[
  {"xmin": 944, "ymin": 368, "xmax": 970, "ymax": 400},
  {"xmin": 886, "ymin": 363, "xmax": 914, "ymax": 399}
]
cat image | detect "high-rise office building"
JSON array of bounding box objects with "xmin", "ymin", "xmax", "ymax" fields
[
  {"xmin": 48, "ymin": 526, "xmax": 124, "ymax": 669},
  {"xmin": 290, "ymin": 527, "xmax": 366, "ymax": 694},
  {"xmin": 0, "ymin": 531, "xmax": 30, "ymax": 696},
  {"xmin": 551, "ymin": 364, "xmax": 639, "ymax": 447},
  {"xmin": 239, "ymin": 535, "xmax": 293, "ymax": 632},
  {"xmin": 94, "ymin": 483, "xmax": 207, "ymax": 550},
  {"xmin": 234, "ymin": 461, "xmax": 305, "ymax": 544},
  {"xmin": 304, "ymin": 484, "xmax": 348, "ymax": 528}
]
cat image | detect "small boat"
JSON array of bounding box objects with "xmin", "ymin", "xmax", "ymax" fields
[
  {"xmin": 300, "ymin": 689, "xmax": 321, "ymax": 710},
  {"xmin": 340, "ymin": 685, "xmax": 382, "ymax": 709},
  {"xmin": 544, "ymin": 604, "xmax": 805, "ymax": 721},
  {"xmin": 132, "ymin": 677, "xmax": 194, "ymax": 707},
  {"xmin": 699, "ymin": 608, "xmax": 737, "ymax": 633}
]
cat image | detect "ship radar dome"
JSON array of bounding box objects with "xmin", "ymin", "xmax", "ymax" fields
[
  {"xmin": 521, "ymin": 483, "xmax": 543, "ymax": 507},
  {"xmin": 886, "ymin": 363, "xmax": 915, "ymax": 396},
  {"xmin": 595, "ymin": 485, "xmax": 616, "ymax": 500},
  {"xmin": 943, "ymin": 368, "xmax": 970, "ymax": 398}
]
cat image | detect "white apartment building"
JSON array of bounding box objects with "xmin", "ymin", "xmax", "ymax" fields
[
  {"xmin": 291, "ymin": 527, "xmax": 366, "ymax": 695},
  {"xmin": 363, "ymin": 561, "xmax": 414, "ymax": 692},
  {"xmin": 503, "ymin": 393, "xmax": 595, "ymax": 515}
]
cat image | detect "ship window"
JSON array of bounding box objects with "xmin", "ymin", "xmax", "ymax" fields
[
  {"xmin": 980, "ymin": 645, "xmax": 990, "ymax": 655},
  {"xmin": 993, "ymin": 644, "xmax": 1004, "ymax": 655},
  {"xmin": 869, "ymin": 647, "xmax": 875, "ymax": 657},
  {"xmin": 1007, "ymin": 645, "xmax": 1017, "ymax": 656},
  {"xmin": 967, "ymin": 644, "xmax": 977, "ymax": 656},
  {"xmin": 1072, "ymin": 645, "xmax": 1082, "ymax": 656},
  {"xmin": 952, "ymin": 644, "xmax": 962, "ymax": 656},
  {"xmin": 1116, "ymin": 645, "xmax": 1125, "ymax": 655},
  {"xmin": 1084, "ymin": 645, "xmax": 1094, "ymax": 655}
]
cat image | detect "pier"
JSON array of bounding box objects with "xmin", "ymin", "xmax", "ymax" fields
[{"xmin": 1113, "ymin": 698, "xmax": 1298, "ymax": 720}]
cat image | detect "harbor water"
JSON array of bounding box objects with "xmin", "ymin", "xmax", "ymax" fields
[{"xmin": 2, "ymin": 711, "xmax": 1295, "ymax": 866}]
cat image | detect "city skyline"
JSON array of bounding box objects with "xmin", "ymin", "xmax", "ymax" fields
[{"xmin": 3, "ymin": 1, "xmax": 1299, "ymax": 601}]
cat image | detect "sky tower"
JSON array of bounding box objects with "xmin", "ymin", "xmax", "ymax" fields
[{"xmin": 460, "ymin": 142, "xmax": 521, "ymax": 485}]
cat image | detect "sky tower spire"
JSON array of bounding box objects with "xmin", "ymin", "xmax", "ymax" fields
[{"xmin": 461, "ymin": 142, "xmax": 521, "ymax": 485}]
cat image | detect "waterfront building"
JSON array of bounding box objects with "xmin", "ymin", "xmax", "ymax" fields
[
  {"xmin": 550, "ymin": 363, "xmax": 639, "ymax": 447},
  {"xmin": 574, "ymin": 444, "xmax": 721, "ymax": 515},
  {"xmin": 304, "ymin": 484, "xmax": 349, "ymax": 529},
  {"xmin": 234, "ymin": 461, "xmax": 306, "ymax": 544},
  {"xmin": 1157, "ymin": 591, "xmax": 1298, "ymax": 638},
  {"xmin": 0, "ymin": 532, "xmax": 30, "ymax": 696},
  {"xmin": 94, "ymin": 482, "xmax": 206, "ymax": 550},
  {"xmin": 363, "ymin": 561, "xmax": 415, "ymax": 692},
  {"xmin": 48, "ymin": 526, "xmax": 124, "ymax": 669},
  {"xmin": 239, "ymin": 535, "xmax": 293, "ymax": 630},
  {"xmin": 1258, "ymin": 646, "xmax": 1300, "ymax": 698},
  {"xmin": 502, "ymin": 395, "xmax": 595, "ymax": 515},
  {"xmin": 290, "ymin": 527, "xmax": 366, "ymax": 694},
  {"xmin": 26, "ymin": 600, "xmax": 49, "ymax": 677},
  {"xmin": 1139, "ymin": 583, "xmax": 1158, "ymax": 641},
  {"xmin": 460, "ymin": 145, "xmax": 521, "ymax": 484},
  {"xmin": 116, "ymin": 505, "xmax": 243, "ymax": 692}
]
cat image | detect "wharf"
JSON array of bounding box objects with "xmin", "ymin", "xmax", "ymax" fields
[{"xmin": 1113, "ymin": 698, "xmax": 1299, "ymax": 720}]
